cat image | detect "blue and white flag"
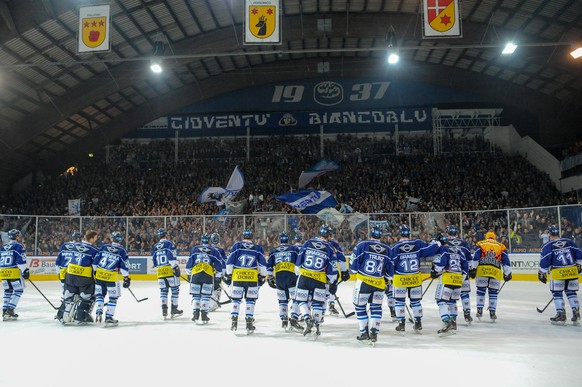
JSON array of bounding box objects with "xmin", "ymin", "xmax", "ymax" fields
[
  {"xmin": 298, "ymin": 159, "xmax": 339, "ymax": 188},
  {"xmin": 275, "ymin": 190, "xmax": 337, "ymax": 214},
  {"xmin": 199, "ymin": 166, "xmax": 244, "ymax": 205}
]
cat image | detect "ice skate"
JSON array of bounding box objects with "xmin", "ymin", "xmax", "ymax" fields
[
  {"xmin": 413, "ymin": 317, "xmax": 423, "ymax": 334},
  {"xmin": 192, "ymin": 309, "xmax": 200, "ymax": 322},
  {"xmin": 95, "ymin": 311, "xmax": 103, "ymax": 323},
  {"xmin": 231, "ymin": 315, "xmax": 238, "ymax": 331},
  {"xmin": 476, "ymin": 307, "xmax": 483, "ymax": 321},
  {"xmin": 289, "ymin": 317, "xmax": 304, "ymax": 331},
  {"xmin": 389, "ymin": 307, "xmax": 397, "ymax": 322},
  {"xmin": 369, "ymin": 328, "xmax": 378, "ymax": 344},
  {"xmin": 489, "ymin": 309, "xmax": 497, "ymax": 322},
  {"xmin": 171, "ymin": 305, "xmax": 183, "ymax": 319},
  {"xmin": 104, "ymin": 317, "xmax": 118, "ymax": 327},
  {"xmin": 438, "ymin": 318, "xmax": 456, "ymax": 336},
  {"xmin": 162, "ymin": 305, "xmax": 168, "ymax": 320},
  {"xmin": 281, "ymin": 317, "xmax": 289, "ymax": 329},
  {"xmin": 200, "ymin": 311, "xmax": 210, "ymax": 324},
  {"xmin": 395, "ymin": 319, "xmax": 405, "ymax": 333},
  {"xmin": 356, "ymin": 327, "xmax": 370, "ymax": 343},
  {"xmin": 463, "ymin": 309, "xmax": 473, "ymax": 324},
  {"xmin": 572, "ymin": 308, "xmax": 580, "ymax": 326},
  {"xmin": 550, "ymin": 311, "xmax": 566, "ymax": 325},
  {"xmin": 328, "ymin": 303, "xmax": 339, "ymax": 316},
  {"xmin": 246, "ymin": 317, "xmax": 255, "ymax": 334},
  {"xmin": 2, "ymin": 308, "xmax": 18, "ymax": 321},
  {"xmin": 303, "ymin": 317, "xmax": 314, "ymax": 336}
]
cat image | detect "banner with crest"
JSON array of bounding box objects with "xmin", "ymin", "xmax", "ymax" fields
[
  {"xmin": 244, "ymin": 0, "xmax": 281, "ymax": 45},
  {"xmin": 422, "ymin": 0, "xmax": 462, "ymax": 38},
  {"xmin": 78, "ymin": 5, "xmax": 111, "ymax": 53}
]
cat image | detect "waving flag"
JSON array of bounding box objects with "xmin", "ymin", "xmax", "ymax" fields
[
  {"xmin": 275, "ymin": 190, "xmax": 337, "ymax": 214},
  {"xmin": 199, "ymin": 166, "xmax": 244, "ymax": 205},
  {"xmin": 298, "ymin": 159, "xmax": 340, "ymax": 188}
]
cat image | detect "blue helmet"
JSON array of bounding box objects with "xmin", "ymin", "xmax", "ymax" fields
[
  {"xmin": 71, "ymin": 232, "xmax": 83, "ymax": 241},
  {"xmin": 7, "ymin": 229, "xmax": 21, "ymax": 240},
  {"xmin": 210, "ymin": 232, "xmax": 220, "ymax": 245},
  {"xmin": 370, "ymin": 227, "xmax": 382, "ymax": 239},
  {"xmin": 445, "ymin": 225, "xmax": 458, "ymax": 236},
  {"xmin": 399, "ymin": 224, "xmax": 410, "ymax": 237},
  {"xmin": 111, "ymin": 231, "xmax": 123, "ymax": 244},
  {"xmin": 279, "ymin": 232, "xmax": 289, "ymax": 243},
  {"xmin": 201, "ymin": 233, "xmax": 210, "ymax": 244},
  {"xmin": 156, "ymin": 228, "xmax": 166, "ymax": 238},
  {"xmin": 549, "ymin": 225, "xmax": 560, "ymax": 236},
  {"xmin": 243, "ymin": 229, "xmax": 253, "ymax": 239},
  {"xmin": 293, "ymin": 233, "xmax": 301, "ymax": 243},
  {"xmin": 436, "ymin": 232, "xmax": 448, "ymax": 244},
  {"xmin": 319, "ymin": 224, "xmax": 332, "ymax": 238}
]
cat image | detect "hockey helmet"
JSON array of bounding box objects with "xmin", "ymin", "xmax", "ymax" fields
[
  {"xmin": 370, "ymin": 227, "xmax": 382, "ymax": 239},
  {"xmin": 319, "ymin": 224, "xmax": 332, "ymax": 238},
  {"xmin": 210, "ymin": 232, "xmax": 220, "ymax": 245},
  {"xmin": 71, "ymin": 231, "xmax": 83, "ymax": 241},
  {"xmin": 485, "ymin": 231, "xmax": 496, "ymax": 240},
  {"xmin": 111, "ymin": 231, "xmax": 123, "ymax": 244},
  {"xmin": 279, "ymin": 232, "xmax": 289, "ymax": 243},
  {"xmin": 156, "ymin": 228, "xmax": 167, "ymax": 238},
  {"xmin": 201, "ymin": 233, "xmax": 210, "ymax": 244},
  {"xmin": 445, "ymin": 225, "xmax": 458, "ymax": 236},
  {"xmin": 549, "ymin": 225, "xmax": 560, "ymax": 236},
  {"xmin": 398, "ymin": 224, "xmax": 410, "ymax": 237},
  {"xmin": 242, "ymin": 229, "xmax": 253, "ymax": 239},
  {"xmin": 7, "ymin": 229, "xmax": 21, "ymax": 240}
]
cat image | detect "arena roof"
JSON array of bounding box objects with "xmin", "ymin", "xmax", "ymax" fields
[{"xmin": 0, "ymin": 0, "xmax": 581, "ymax": 190}]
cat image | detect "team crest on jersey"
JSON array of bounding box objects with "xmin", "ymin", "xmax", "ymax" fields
[
  {"xmin": 65, "ymin": 243, "xmax": 76, "ymax": 250},
  {"xmin": 106, "ymin": 246, "xmax": 118, "ymax": 253},
  {"xmin": 199, "ymin": 247, "xmax": 211, "ymax": 253},
  {"xmin": 370, "ymin": 244, "xmax": 387, "ymax": 254},
  {"xmin": 276, "ymin": 246, "xmax": 288, "ymax": 252},
  {"xmin": 76, "ymin": 245, "xmax": 89, "ymax": 253},
  {"xmin": 399, "ymin": 244, "xmax": 415, "ymax": 253},
  {"xmin": 242, "ymin": 242, "xmax": 255, "ymax": 249},
  {"xmin": 553, "ymin": 240, "xmax": 568, "ymax": 248},
  {"xmin": 155, "ymin": 242, "xmax": 165, "ymax": 250},
  {"xmin": 311, "ymin": 241, "xmax": 325, "ymax": 250}
]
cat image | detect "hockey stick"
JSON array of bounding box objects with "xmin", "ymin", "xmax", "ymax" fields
[
  {"xmin": 333, "ymin": 294, "xmax": 355, "ymax": 318},
  {"xmin": 422, "ymin": 278, "xmax": 435, "ymax": 297},
  {"xmin": 406, "ymin": 304, "xmax": 415, "ymax": 323},
  {"xmin": 127, "ymin": 287, "xmax": 148, "ymax": 303},
  {"xmin": 26, "ymin": 279, "xmax": 58, "ymax": 310},
  {"xmin": 536, "ymin": 298, "xmax": 553, "ymax": 313}
]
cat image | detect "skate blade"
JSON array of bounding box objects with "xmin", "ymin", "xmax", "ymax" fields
[
  {"xmin": 438, "ymin": 330, "xmax": 456, "ymax": 337},
  {"xmin": 103, "ymin": 322, "xmax": 118, "ymax": 328},
  {"xmin": 414, "ymin": 329, "xmax": 423, "ymax": 335},
  {"xmin": 551, "ymin": 321, "xmax": 566, "ymax": 326}
]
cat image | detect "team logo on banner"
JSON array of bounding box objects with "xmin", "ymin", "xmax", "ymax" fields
[
  {"xmin": 244, "ymin": 0, "xmax": 281, "ymax": 45},
  {"xmin": 422, "ymin": 0, "xmax": 462, "ymax": 38},
  {"xmin": 78, "ymin": 5, "xmax": 110, "ymax": 53}
]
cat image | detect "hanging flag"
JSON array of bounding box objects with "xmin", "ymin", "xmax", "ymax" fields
[
  {"xmin": 275, "ymin": 190, "xmax": 337, "ymax": 214},
  {"xmin": 198, "ymin": 166, "xmax": 244, "ymax": 205},
  {"xmin": 347, "ymin": 212, "xmax": 369, "ymax": 232},
  {"xmin": 298, "ymin": 159, "xmax": 340, "ymax": 188},
  {"xmin": 422, "ymin": 0, "xmax": 462, "ymax": 38},
  {"xmin": 317, "ymin": 208, "xmax": 345, "ymax": 228},
  {"xmin": 68, "ymin": 199, "xmax": 81, "ymax": 216},
  {"xmin": 78, "ymin": 5, "xmax": 111, "ymax": 53},
  {"xmin": 244, "ymin": 0, "xmax": 281, "ymax": 45}
]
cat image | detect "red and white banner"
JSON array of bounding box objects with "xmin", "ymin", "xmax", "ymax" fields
[
  {"xmin": 78, "ymin": 5, "xmax": 111, "ymax": 53},
  {"xmin": 244, "ymin": 0, "xmax": 281, "ymax": 45},
  {"xmin": 422, "ymin": 0, "xmax": 462, "ymax": 38}
]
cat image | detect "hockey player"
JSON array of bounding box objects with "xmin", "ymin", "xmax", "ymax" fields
[
  {"xmin": 224, "ymin": 229, "xmax": 267, "ymax": 333},
  {"xmin": 0, "ymin": 229, "xmax": 29, "ymax": 321},
  {"xmin": 538, "ymin": 225, "xmax": 582, "ymax": 325},
  {"xmin": 266, "ymin": 232, "xmax": 302, "ymax": 330},
  {"xmin": 294, "ymin": 224, "xmax": 338, "ymax": 337},
  {"xmin": 432, "ymin": 234, "xmax": 469, "ymax": 335},
  {"xmin": 54, "ymin": 231, "xmax": 83, "ymax": 319},
  {"xmin": 208, "ymin": 232, "xmax": 227, "ymax": 312},
  {"xmin": 350, "ymin": 227, "xmax": 392, "ymax": 344},
  {"xmin": 444, "ymin": 225, "xmax": 474, "ymax": 323},
  {"xmin": 59, "ymin": 230, "xmax": 99, "ymax": 325},
  {"xmin": 186, "ymin": 233, "xmax": 223, "ymax": 324},
  {"xmin": 326, "ymin": 229, "xmax": 350, "ymax": 316},
  {"xmin": 389, "ymin": 224, "xmax": 439, "ymax": 333},
  {"xmin": 151, "ymin": 228, "xmax": 183, "ymax": 319},
  {"xmin": 92, "ymin": 231, "xmax": 131, "ymax": 326},
  {"xmin": 472, "ymin": 231, "xmax": 512, "ymax": 321}
]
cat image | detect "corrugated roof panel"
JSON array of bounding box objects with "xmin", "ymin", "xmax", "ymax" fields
[
  {"xmin": 115, "ymin": 13, "xmax": 142, "ymax": 39},
  {"xmin": 191, "ymin": 2, "xmax": 218, "ymax": 31},
  {"xmin": 484, "ymin": 65, "xmax": 501, "ymax": 77},
  {"xmin": 19, "ymin": 30, "xmax": 51, "ymax": 52},
  {"xmin": 554, "ymin": 89, "xmax": 571, "ymax": 100},
  {"xmin": 456, "ymin": 58, "xmax": 472, "ymax": 70},
  {"xmin": 505, "ymin": 13, "xmax": 529, "ymax": 30},
  {"xmin": 282, "ymin": 0, "xmax": 301, "ymax": 15},
  {"xmin": 499, "ymin": 69, "xmax": 516, "ymax": 80},
  {"xmin": 523, "ymin": 18, "xmax": 545, "ymax": 35},
  {"xmin": 526, "ymin": 79, "xmax": 544, "ymax": 90},
  {"xmin": 132, "ymin": 8, "xmax": 158, "ymax": 34},
  {"xmin": 512, "ymin": 74, "xmax": 529, "ymax": 85},
  {"xmin": 167, "ymin": 1, "xmax": 201, "ymax": 35},
  {"xmin": 539, "ymin": 24, "xmax": 563, "ymax": 40},
  {"xmin": 38, "ymin": 19, "xmax": 69, "ymax": 41},
  {"xmin": 348, "ymin": 0, "xmax": 364, "ymax": 12},
  {"xmin": 470, "ymin": 60, "xmax": 487, "ymax": 72},
  {"xmin": 539, "ymin": 0, "xmax": 568, "ymax": 18}
]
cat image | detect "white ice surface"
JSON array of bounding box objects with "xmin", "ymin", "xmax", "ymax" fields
[{"xmin": 3, "ymin": 280, "xmax": 581, "ymax": 387}]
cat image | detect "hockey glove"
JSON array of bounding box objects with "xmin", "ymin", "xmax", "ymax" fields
[
  {"xmin": 258, "ymin": 275, "xmax": 266, "ymax": 287},
  {"xmin": 224, "ymin": 274, "xmax": 232, "ymax": 285},
  {"xmin": 328, "ymin": 283, "xmax": 338, "ymax": 295},
  {"xmin": 213, "ymin": 277, "xmax": 221, "ymax": 290},
  {"xmin": 469, "ymin": 269, "xmax": 477, "ymax": 279},
  {"xmin": 172, "ymin": 266, "xmax": 181, "ymax": 277},
  {"xmin": 267, "ymin": 276, "xmax": 276, "ymax": 289},
  {"xmin": 22, "ymin": 268, "xmax": 30, "ymax": 280},
  {"xmin": 430, "ymin": 268, "xmax": 439, "ymax": 279},
  {"xmin": 341, "ymin": 271, "xmax": 350, "ymax": 282},
  {"xmin": 538, "ymin": 271, "xmax": 547, "ymax": 284},
  {"xmin": 504, "ymin": 273, "xmax": 512, "ymax": 282},
  {"xmin": 123, "ymin": 277, "xmax": 131, "ymax": 288}
]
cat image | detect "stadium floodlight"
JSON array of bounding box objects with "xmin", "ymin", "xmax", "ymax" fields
[
  {"xmin": 387, "ymin": 52, "xmax": 400, "ymax": 64},
  {"xmin": 150, "ymin": 60, "xmax": 162, "ymax": 73},
  {"xmin": 570, "ymin": 46, "xmax": 582, "ymax": 59},
  {"xmin": 502, "ymin": 42, "xmax": 518, "ymax": 55}
]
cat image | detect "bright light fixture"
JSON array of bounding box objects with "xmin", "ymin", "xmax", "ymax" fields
[
  {"xmin": 150, "ymin": 60, "xmax": 162, "ymax": 73},
  {"xmin": 502, "ymin": 42, "xmax": 518, "ymax": 55},
  {"xmin": 387, "ymin": 52, "xmax": 399, "ymax": 64},
  {"xmin": 570, "ymin": 47, "xmax": 582, "ymax": 59}
]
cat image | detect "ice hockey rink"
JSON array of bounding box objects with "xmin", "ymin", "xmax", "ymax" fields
[{"xmin": 3, "ymin": 280, "xmax": 581, "ymax": 387}]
